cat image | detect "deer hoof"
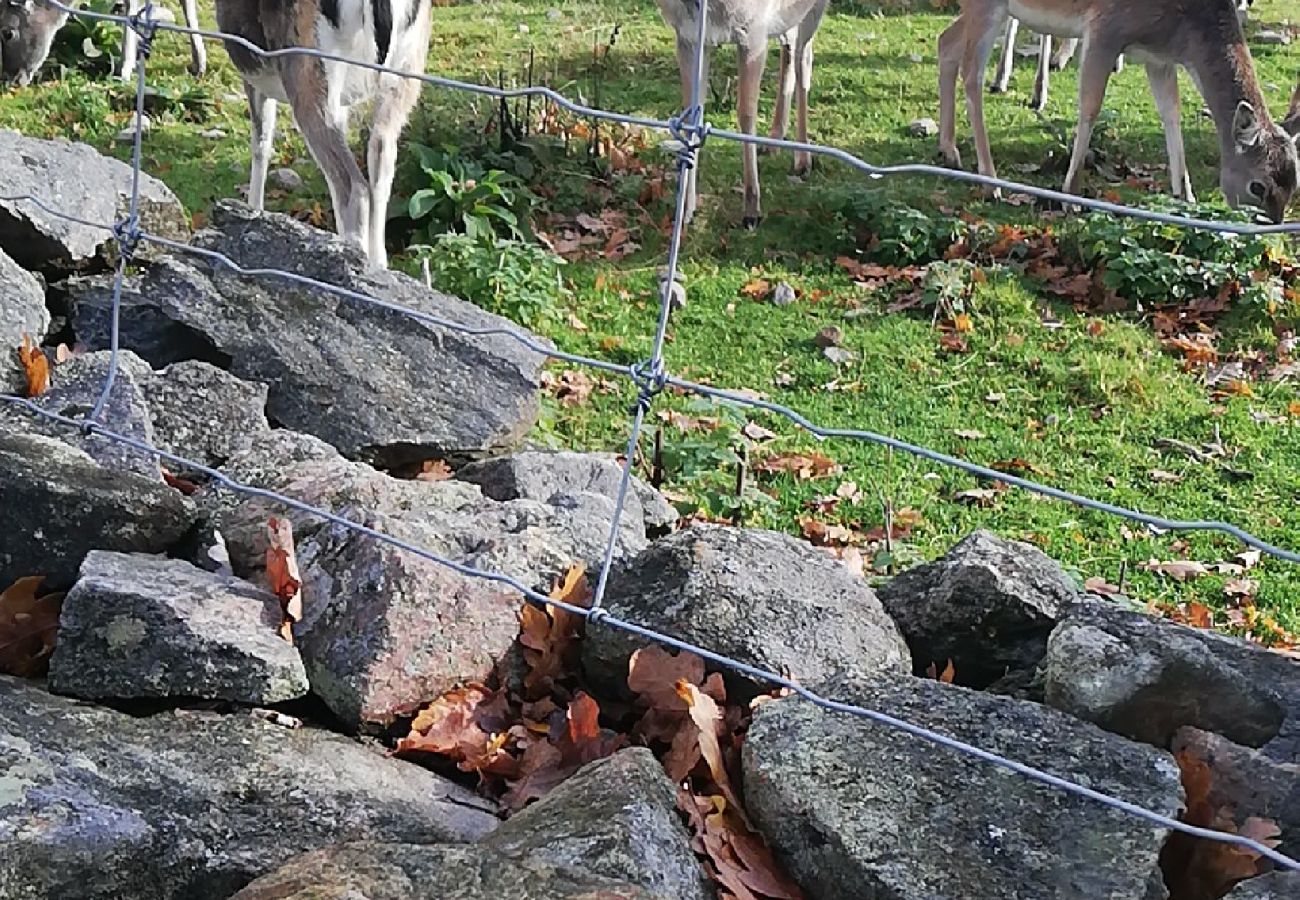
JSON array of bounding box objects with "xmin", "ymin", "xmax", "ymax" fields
[{"xmin": 741, "ymin": 215, "xmax": 762, "ymax": 230}]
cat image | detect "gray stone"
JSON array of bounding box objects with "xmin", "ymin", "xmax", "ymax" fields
[
  {"xmin": 0, "ymin": 676, "xmax": 497, "ymax": 900},
  {"xmin": 909, "ymin": 117, "xmax": 939, "ymax": 137},
  {"xmin": 1224, "ymin": 872, "xmax": 1300, "ymax": 898},
  {"xmin": 70, "ymin": 201, "xmax": 548, "ymax": 466},
  {"xmin": 878, "ymin": 530, "xmax": 1082, "ymax": 686},
  {"xmin": 484, "ymin": 748, "xmax": 711, "ymax": 900},
  {"xmin": 230, "ymin": 843, "xmax": 664, "ymax": 900},
  {"xmin": 1254, "ymin": 30, "xmax": 1291, "ymax": 46},
  {"xmin": 771, "ymin": 281, "xmax": 797, "ymax": 306},
  {"xmin": 1170, "ymin": 727, "xmax": 1300, "ymax": 860},
  {"xmin": 743, "ymin": 678, "xmax": 1183, "ymax": 900},
  {"xmin": 582, "ymin": 525, "xmax": 910, "ymax": 703},
  {"xmin": 47, "ymin": 551, "xmax": 308, "ymax": 704},
  {"xmin": 141, "ymin": 360, "xmax": 269, "ymax": 467},
  {"xmin": 268, "ymin": 167, "xmax": 304, "ymax": 191},
  {"xmin": 1042, "ymin": 601, "xmax": 1295, "ymax": 756},
  {"xmin": 457, "ymin": 450, "xmax": 679, "ymax": 535},
  {"xmin": 0, "ymin": 431, "xmax": 197, "ymax": 590},
  {"xmin": 0, "ymin": 248, "xmax": 48, "ymax": 348},
  {"xmin": 0, "ymin": 130, "xmax": 188, "ymax": 274},
  {"xmin": 4, "ymin": 350, "xmax": 161, "ymax": 479},
  {"xmin": 297, "ymin": 487, "xmax": 645, "ymax": 728}
]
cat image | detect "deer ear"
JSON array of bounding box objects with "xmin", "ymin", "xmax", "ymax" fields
[{"xmin": 1233, "ymin": 101, "xmax": 1262, "ymax": 149}]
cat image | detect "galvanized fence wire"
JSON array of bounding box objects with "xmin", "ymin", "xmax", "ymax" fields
[{"xmin": 1, "ymin": 0, "xmax": 1298, "ymax": 873}]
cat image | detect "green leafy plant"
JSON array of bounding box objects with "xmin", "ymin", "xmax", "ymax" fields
[
  {"xmin": 51, "ymin": 0, "xmax": 121, "ymax": 75},
  {"xmin": 657, "ymin": 400, "xmax": 778, "ymax": 521},
  {"xmin": 407, "ymin": 233, "xmax": 568, "ymax": 327},
  {"xmin": 830, "ymin": 194, "xmax": 963, "ymax": 266},
  {"xmin": 406, "ymin": 143, "xmax": 531, "ymax": 244}
]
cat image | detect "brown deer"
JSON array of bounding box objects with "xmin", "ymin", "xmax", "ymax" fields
[
  {"xmin": 215, "ymin": 0, "xmax": 433, "ymax": 268},
  {"xmin": 655, "ymin": 0, "xmax": 830, "ymax": 227},
  {"xmin": 938, "ymin": 0, "xmax": 1298, "ymax": 222}
]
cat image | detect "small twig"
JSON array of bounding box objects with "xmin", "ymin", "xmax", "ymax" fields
[{"xmin": 1153, "ymin": 437, "xmax": 1212, "ymax": 463}]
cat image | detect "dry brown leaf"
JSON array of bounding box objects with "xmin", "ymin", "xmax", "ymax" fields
[
  {"xmin": 265, "ymin": 517, "xmax": 303, "ymax": 643},
  {"xmin": 17, "ymin": 334, "xmax": 49, "ymax": 397},
  {"xmin": 0, "ymin": 576, "xmax": 63, "ymax": 677},
  {"xmin": 953, "ymin": 313, "xmax": 974, "ymax": 333},
  {"xmin": 501, "ymin": 691, "xmax": 626, "ymax": 810},
  {"xmin": 924, "ymin": 659, "xmax": 956, "ymax": 683},
  {"xmin": 754, "ymin": 452, "xmax": 839, "ymax": 481},
  {"xmin": 1140, "ymin": 559, "xmax": 1210, "ymax": 581},
  {"xmin": 518, "ymin": 565, "xmax": 591, "ymax": 698},
  {"xmin": 415, "ymin": 459, "xmax": 453, "ymax": 482},
  {"xmin": 740, "ymin": 278, "xmax": 771, "ymax": 299},
  {"xmin": 1084, "ymin": 576, "xmax": 1121, "ymax": 596}
]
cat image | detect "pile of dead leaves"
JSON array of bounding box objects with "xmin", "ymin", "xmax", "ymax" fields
[
  {"xmin": 394, "ymin": 565, "xmax": 805, "ymax": 897},
  {"xmin": 1161, "ymin": 747, "xmax": 1283, "ymax": 900},
  {"xmin": 0, "ymin": 576, "xmax": 64, "ymax": 677},
  {"xmin": 538, "ymin": 208, "xmax": 642, "ymax": 263}
]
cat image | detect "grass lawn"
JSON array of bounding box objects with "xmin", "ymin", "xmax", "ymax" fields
[{"xmin": 3, "ymin": 0, "xmax": 1298, "ymax": 641}]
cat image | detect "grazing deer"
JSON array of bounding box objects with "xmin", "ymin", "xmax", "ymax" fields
[
  {"xmin": 938, "ymin": 0, "xmax": 1299, "ymax": 222},
  {"xmin": 655, "ymin": 0, "xmax": 830, "ymax": 227},
  {"xmin": 0, "ymin": 0, "xmax": 204, "ymax": 87},
  {"xmin": 215, "ymin": 0, "xmax": 433, "ymax": 269}
]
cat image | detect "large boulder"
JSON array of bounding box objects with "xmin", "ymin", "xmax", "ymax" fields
[
  {"xmin": 582, "ymin": 526, "xmax": 910, "ymax": 702},
  {"xmin": 5, "ymin": 350, "xmax": 161, "ymax": 479},
  {"xmin": 66, "ymin": 201, "xmax": 547, "ymax": 466},
  {"xmin": 297, "ymin": 487, "xmax": 645, "ymax": 728},
  {"xmin": 47, "ymin": 551, "xmax": 309, "ymax": 705},
  {"xmin": 230, "ymin": 843, "xmax": 664, "ymax": 900},
  {"xmin": 1170, "ymin": 727, "xmax": 1300, "ymax": 861},
  {"xmin": 743, "ymin": 678, "xmax": 1183, "ymax": 899},
  {"xmin": 0, "ymin": 247, "xmax": 48, "ymax": 346},
  {"xmin": 876, "ymin": 530, "xmax": 1082, "ymax": 686},
  {"xmin": 484, "ymin": 748, "xmax": 711, "ymax": 900},
  {"xmin": 1224, "ymin": 872, "xmax": 1300, "ymax": 898},
  {"xmin": 458, "ymin": 450, "xmax": 679, "ymax": 535},
  {"xmin": 0, "ymin": 431, "xmax": 196, "ymax": 590},
  {"xmin": 0, "ymin": 130, "xmax": 188, "ymax": 273},
  {"xmin": 0, "ymin": 675, "xmax": 497, "ymax": 900},
  {"xmin": 140, "ymin": 360, "xmax": 270, "ymax": 468},
  {"xmin": 1042, "ymin": 601, "xmax": 1296, "ymax": 757}
]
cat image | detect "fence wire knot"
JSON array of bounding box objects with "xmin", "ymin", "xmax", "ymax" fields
[
  {"xmin": 585, "ymin": 606, "xmax": 611, "ymax": 627},
  {"xmin": 630, "ymin": 358, "xmax": 668, "ymax": 413},
  {"xmin": 124, "ymin": 2, "xmax": 159, "ymax": 57},
  {"xmin": 668, "ymin": 106, "xmax": 709, "ymax": 168},
  {"xmin": 112, "ymin": 214, "xmax": 143, "ymax": 264}
]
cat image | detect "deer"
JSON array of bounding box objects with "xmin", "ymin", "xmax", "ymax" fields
[
  {"xmin": 0, "ymin": 0, "xmax": 204, "ymax": 87},
  {"xmin": 989, "ymin": 1, "xmax": 1252, "ymax": 114},
  {"xmin": 655, "ymin": 0, "xmax": 831, "ymax": 228},
  {"xmin": 214, "ymin": 0, "xmax": 434, "ymax": 269},
  {"xmin": 938, "ymin": 0, "xmax": 1299, "ymax": 223}
]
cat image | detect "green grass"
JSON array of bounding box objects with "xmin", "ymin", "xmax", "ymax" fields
[{"xmin": 3, "ymin": 0, "xmax": 1298, "ymax": 639}]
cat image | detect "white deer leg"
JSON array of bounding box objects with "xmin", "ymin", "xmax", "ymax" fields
[
  {"xmin": 181, "ymin": 0, "xmax": 206, "ymax": 75},
  {"xmin": 245, "ymin": 84, "xmax": 277, "ymax": 211},
  {"xmin": 119, "ymin": 0, "xmax": 141, "ymax": 81},
  {"xmin": 367, "ymin": 83, "xmax": 424, "ymax": 269},
  {"xmin": 1145, "ymin": 61, "xmax": 1194, "ymax": 201},
  {"xmin": 285, "ymin": 58, "xmax": 369, "ymax": 253},
  {"xmin": 1052, "ymin": 37, "xmax": 1077, "ymax": 70},
  {"xmin": 938, "ymin": 15, "xmax": 966, "ymax": 167},
  {"xmin": 791, "ymin": 2, "xmax": 825, "ymax": 178},
  {"xmin": 737, "ymin": 41, "xmax": 768, "ymax": 227},
  {"xmin": 673, "ymin": 36, "xmax": 709, "ymax": 223},
  {"xmin": 961, "ymin": 10, "xmax": 1006, "ymax": 187},
  {"xmin": 992, "ymin": 17, "xmax": 1018, "ymax": 94},
  {"xmin": 769, "ymin": 30, "xmax": 796, "ymax": 143},
  {"xmin": 1031, "ymin": 34, "xmax": 1051, "ymax": 111}
]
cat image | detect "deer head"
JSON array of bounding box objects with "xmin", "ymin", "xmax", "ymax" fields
[
  {"xmin": 1220, "ymin": 100, "xmax": 1298, "ymax": 224},
  {"xmin": 0, "ymin": 0, "xmax": 70, "ymax": 87}
]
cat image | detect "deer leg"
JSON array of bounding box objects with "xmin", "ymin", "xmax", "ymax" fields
[
  {"xmin": 674, "ymin": 36, "xmax": 708, "ymax": 223},
  {"xmin": 791, "ymin": 3, "xmax": 825, "ymax": 178},
  {"xmin": 961, "ymin": 10, "xmax": 1007, "ymax": 187},
  {"xmin": 181, "ymin": 0, "xmax": 207, "ymax": 75},
  {"xmin": 245, "ymin": 83, "xmax": 277, "ymax": 211},
  {"xmin": 119, "ymin": 0, "xmax": 141, "ymax": 82},
  {"xmin": 283, "ymin": 58, "xmax": 370, "ymax": 254},
  {"xmin": 1063, "ymin": 40, "xmax": 1122, "ymax": 197},
  {"xmin": 1145, "ymin": 61, "xmax": 1194, "ymax": 202},
  {"xmin": 991, "ymin": 17, "xmax": 1018, "ymax": 94},
  {"xmin": 738, "ymin": 42, "xmax": 768, "ymax": 227},
  {"xmin": 769, "ymin": 33, "xmax": 796, "ymax": 144},
  {"xmin": 938, "ymin": 16, "xmax": 965, "ymax": 168},
  {"xmin": 1052, "ymin": 37, "xmax": 1077, "ymax": 71},
  {"xmin": 1031, "ymin": 34, "xmax": 1051, "ymax": 111}
]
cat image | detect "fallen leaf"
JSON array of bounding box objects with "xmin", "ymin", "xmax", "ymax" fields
[
  {"xmin": 739, "ymin": 278, "xmax": 771, "ymax": 299},
  {"xmin": 0, "ymin": 576, "xmax": 64, "ymax": 677},
  {"xmin": 953, "ymin": 313, "xmax": 974, "ymax": 333},
  {"xmin": 741, "ymin": 422, "xmax": 777, "ymax": 442},
  {"xmin": 415, "ymin": 459, "xmax": 453, "ymax": 482},
  {"xmin": 265, "ymin": 518, "xmax": 303, "ymax": 643},
  {"xmin": 924, "ymin": 659, "xmax": 956, "ymax": 683},
  {"xmin": 1184, "ymin": 602, "xmax": 1214, "ymax": 629},
  {"xmin": 501, "ymin": 692, "xmax": 625, "ymax": 809},
  {"xmin": 954, "ymin": 429, "xmax": 986, "ymax": 440},
  {"xmin": 518, "ymin": 565, "xmax": 591, "ymax": 697},
  {"xmin": 17, "ymin": 334, "xmax": 49, "ymax": 397},
  {"xmin": 1084, "ymin": 576, "xmax": 1121, "ymax": 596},
  {"xmin": 1139, "ymin": 559, "xmax": 1210, "ymax": 581},
  {"xmin": 1223, "ymin": 578, "xmax": 1259, "ymax": 600},
  {"xmin": 1149, "ymin": 469, "xmax": 1184, "ymax": 484},
  {"xmin": 677, "ymin": 679, "xmax": 744, "ymax": 816},
  {"xmin": 954, "ymin": 487, "xmax": 1003, "ymax": 507},
  {"xmin": 754, "ymin": 452, "xmax": 840, "ymax": 480}
]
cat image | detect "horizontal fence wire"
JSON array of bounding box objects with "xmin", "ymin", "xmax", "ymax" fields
[{"xmin": 2, "ymin": 0, "xmax": 1298, "ymax": 873}]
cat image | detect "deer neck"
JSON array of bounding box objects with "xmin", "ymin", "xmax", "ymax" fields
[{"xmin": 1188, "ymin": 34, "xmax": 1270, "ymax": 151}]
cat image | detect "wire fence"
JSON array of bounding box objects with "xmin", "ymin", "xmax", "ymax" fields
[{"xmin": 2, "ymin": 0, "xmax": 1299, "ymax": 875}]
